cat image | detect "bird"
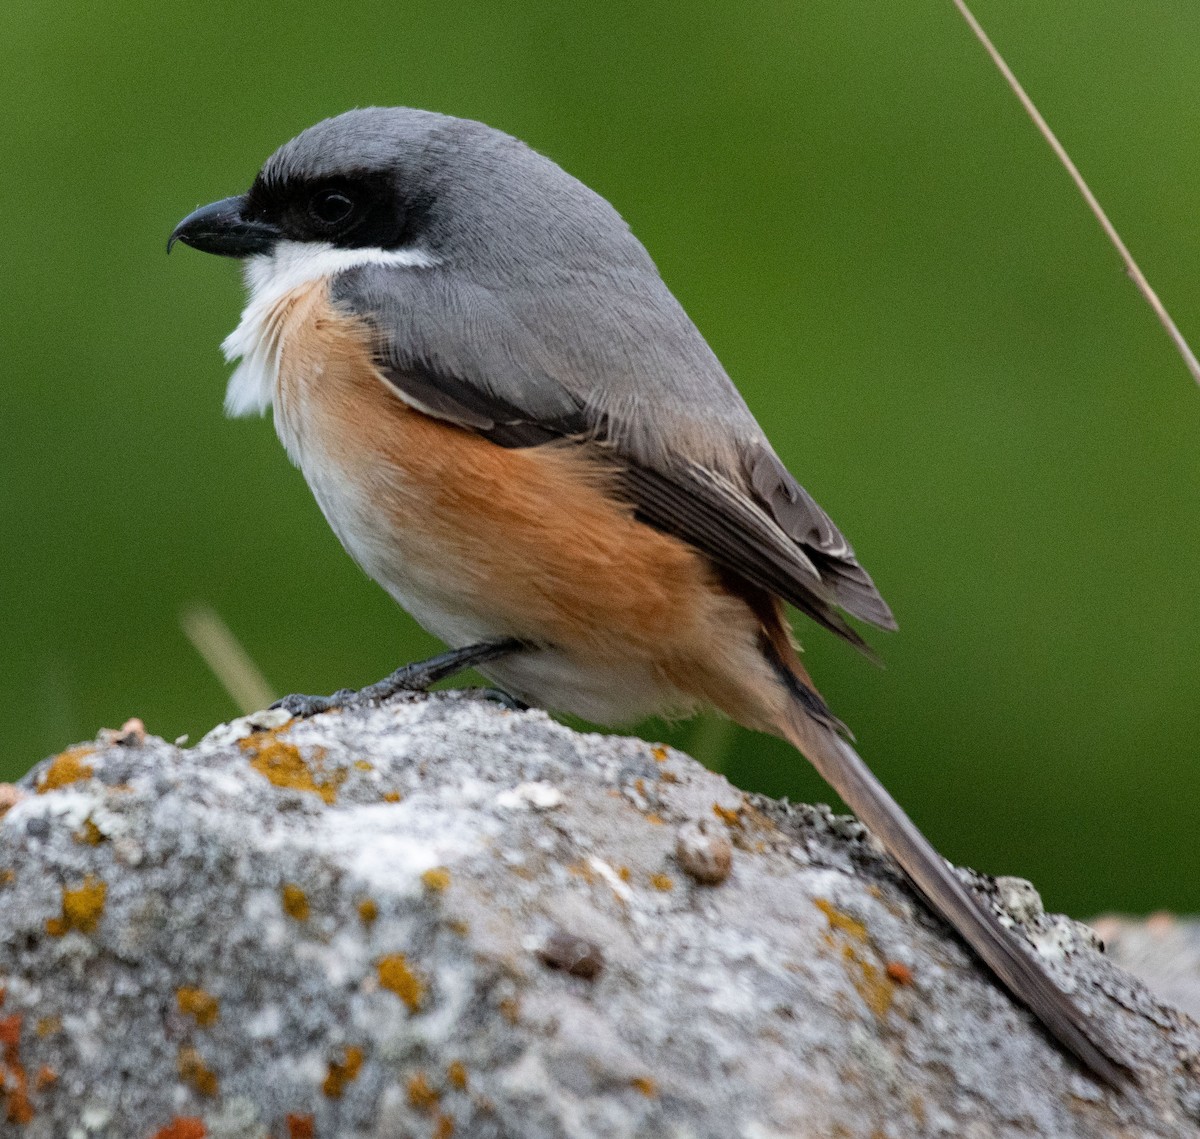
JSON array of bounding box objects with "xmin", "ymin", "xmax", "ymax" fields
[{"xmin": 170, "ymin": 106, "xmax": 1129, "ymax": 1085}]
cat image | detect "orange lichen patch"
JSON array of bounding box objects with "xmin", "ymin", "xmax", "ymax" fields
[
  {"xmin": 286, "ymin": 1114, "xmax": 315, "ymax": 1139},
  {"xmin": 651, "ymin": 746, "xmax": 668, "ymax": 763},
  {"xmin": 177, "ymin": 987, "xmax": 220, "ymax": 1028},
  {"xmin": 446, "ymin": 1060, "xmax": 468, "ymax": 1091},
  {"xmin": 353, "ymin": 760, "xmax": 373, "ymax": 771},
  {"xmin": 38, "ymin": 746, "xmax": 94, "ymax": 792},
  {"xmin": 649, "ymin": 874, "xmax": 674, "ymax": 892},
  {"xmin": 814, "ymin": 898, "xmax": 868, "ymax": 941},
  {"xmin": 813, "ymin": 898, "xmax": 895, "ymax": 1021},
  {"xmin": 738, "ymin": 805, "xmax": 779, "ymax": 836},
  {"xmin": 358, "ymin": 898, "xmax": 379, "ymax": 925},
  {"xmin": 433, "ymin": 1113, "xmax": 455, "ymax": 1139},
  {"xmin": 566, "ymin": 862, "xmax": 597, "ymax": 884},
  {"xmin": 886, "ymin": 961, "xmax": 914, "ymax": 986},
  {"xmin": 177, "ymin": 1046, "xmax": 218, "ymax": 1097},
  {"xmin": 322, "ymin": 1045, "xmax": 363, "ymax": 1098},
  {"xmin": 74, "ymin": 818, "xmax": 106, "ymax": 846},
  {"xmin": 286, "ymin": 1115, "xmax": 314, "ymax": 1139},
  {"xmin": 46, "ymin": 875, "xmax": 107, "ymax": 936},
  {"xmin": 446, "ymin": 919, "xmax": 470, "ymax": 937},
  {"xmin": 378, "ymin": 954, "xmax": 425, "ymax": 1012},
  {"xmin": 659, "ymin": 770, "xmax": 678, "ymax": 784},
  {"xmin": 34, "ymin": 1065, "xmax": 56, "ymax": 1091},
  {"xmin": 282, "ymin": 884, "xmax": 311, "ymax": 922},
  {"xmin": 631, "ymin": 1076, "xmax": 658, "ymax": 1097},
  {"xmin": 617, "ymin": 866, "xmax": 632, "ymax": 883},
  {"xmin": 34, "ymin": 1016, "xmax": 59, "ymax": 1039},
  {"xmin": 712, "ymin": 803, "xmax": 743, "ymax": 828},
  {"xmin": 644, "ymin": 814, "xmax": 665, "ymax": 826},
  {"xmin": 3, "ymin": 1083, "xmax": 31, "ymax": 1124},
  {"xmin": 0, "ymin": 1012, "xmax": 33, "ymax": 1125},
  {"xmin": 0, "ymin": 870, "xmax": 13, "ymax": 888},
  {"xmin": 845, "ymin": 950, "xmax": 894, "ymax": 1021},
  {"xmin": 407, "ymin": 1071, "xmax": 439, "ymax": 1111},
  {"xmin": 421, "ymin": 867, "xmax": 451, "ymax": 893},
  {"xmin": 240, "ymin": 729, "xmax": 343, "ymax": 805},
  {"xmin": 382, "ymin": 791, "xmax": 402, "ymax": 803},
  {"xmin": 152, "ymin": 1119, "xmax": 206, "ymax": 1139}
]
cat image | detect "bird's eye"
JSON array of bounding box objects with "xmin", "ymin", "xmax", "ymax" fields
[{"xmin": 309, "ymin": 189, "xmax": 356, "ymax": 226}]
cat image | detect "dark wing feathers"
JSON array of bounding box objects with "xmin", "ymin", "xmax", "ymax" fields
[
  {"xmin": 333, "ymin": 264, "xmax": 895, "ymax": 648},
  {"xmin": 616, "ymin": 462, "xmax": 879, "ymax": 651},
  {"xmin": 748, "ymin": 448, "xmax": 898, "ymax": 631}
]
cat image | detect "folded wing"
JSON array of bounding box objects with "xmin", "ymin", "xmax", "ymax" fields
[{"xmin": 332, "ymin": 264, "xmax": 896, "ymax": 650}]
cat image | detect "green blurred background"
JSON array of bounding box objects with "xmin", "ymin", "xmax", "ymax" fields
[{"xmin": 2, "ymin": 1, "xmax": 1197, "ymax": 918}]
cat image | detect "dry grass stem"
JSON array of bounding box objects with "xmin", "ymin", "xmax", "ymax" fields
[
  {"xmin": 953, "ymin": 0, "xmax": 1200, "ymax": 387},
  {"xmin": 181, "ymin": 603, "xmax": 277, "ymax": 714}
]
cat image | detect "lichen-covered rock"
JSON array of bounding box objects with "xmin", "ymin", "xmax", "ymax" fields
[{"xmin": 0, "ymin": 693, "xmax": 1196, "ymax": 1138}]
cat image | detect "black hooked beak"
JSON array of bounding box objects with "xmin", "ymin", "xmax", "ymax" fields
[{"xmin": 168, "ymin": 195, "xmax": 280, "ymax": 257}]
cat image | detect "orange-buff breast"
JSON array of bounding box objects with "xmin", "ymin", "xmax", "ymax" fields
[{"xmin": 264, "ymin": 279, "xmax": 790, "ymax": 730}]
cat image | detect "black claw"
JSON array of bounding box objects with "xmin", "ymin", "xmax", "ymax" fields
[
  {"xmin": 471, "ymin": 688, "xmax": 530, "ymax": 712},
  {"xmin": 272, "ymin": 693, "xmax": 342, "ymax": 718}
]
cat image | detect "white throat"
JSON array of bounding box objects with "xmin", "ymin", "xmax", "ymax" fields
[{"xmin": 220, "ymin": 240, "xmax": 438, "ymax": 418}]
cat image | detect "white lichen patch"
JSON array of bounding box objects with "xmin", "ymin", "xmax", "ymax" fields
[
  {"xmin": 1029, "ymin": 916, "xmax": 1085, "ymax": 967},
  {"xmin": 245, "ymin": 1002, "xmax": 283, "ymax": 1040},
  {"xmin": 995, "ymin": 875, "xmax": 1046, "ymax": 925},
  {"xmin": 319, "ymin": 803, "xmax": 481, "ymax": 896},
  {"xmin": 4, "ymin": 788, "xmax": 127, "ymax": 840},
  {"xmin": 496, "ymin": 781, "xmax": 563, "ymax": 811},
  {"xmin": 243, "ymin": 887, "xmax": 292, "ymax": 950},
  {"xmin": 200, "ymin": 706, "xmax": 293, "ymax": 748}
]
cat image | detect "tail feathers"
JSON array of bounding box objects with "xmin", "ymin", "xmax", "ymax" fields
[{"xmin": 778, "ymin": 701, "xmax": 1133, "ymax": 1089}]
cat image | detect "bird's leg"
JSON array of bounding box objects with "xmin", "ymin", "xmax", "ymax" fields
[{"xmin": 273, "ymin": 638, "xmax": 529, "ymax": 718}]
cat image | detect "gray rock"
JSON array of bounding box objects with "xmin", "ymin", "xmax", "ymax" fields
[
  {"xmin": 1093, "ymin": 914, "xmax": 1200, "ymax": 1024},
  {"xmin": 0, "ymin": 693, "xmax": 1196, "ymax": 1138}
]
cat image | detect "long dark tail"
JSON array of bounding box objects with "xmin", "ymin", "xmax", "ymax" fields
[{"xmin": 774, "ymin": 679, "xmax": 1132, "ymax": 1088}]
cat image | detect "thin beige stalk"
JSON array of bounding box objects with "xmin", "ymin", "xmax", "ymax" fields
[
  {"xmin": 181, "ymin": 603, "xmax": 277, "ymax": 714},
  {"xmin": 952, "ymin": 0, "xmax": 1200, "ymax": 387}
]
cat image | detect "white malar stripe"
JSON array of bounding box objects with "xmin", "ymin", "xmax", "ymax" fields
[{"xmin": 220, "ymin": 240, "xmax": 438, "ymax": 418}]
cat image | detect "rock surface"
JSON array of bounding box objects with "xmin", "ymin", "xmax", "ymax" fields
[
  {"xmin": 0, "ymin": 693, "xmax": 1197, "ymax": 1138},
  {"xmin": 1095, "ymin": 914, "xmax": 1200, "ymax": 1025}
]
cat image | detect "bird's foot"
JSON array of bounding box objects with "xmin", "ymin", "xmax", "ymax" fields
[
  {"xmin": 272, "ymin": 690, "xmax": 355, "ymax": 718},
  {"xmin": 272, "ymin": 638, "xmax": 528, "ymax": 719}
]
